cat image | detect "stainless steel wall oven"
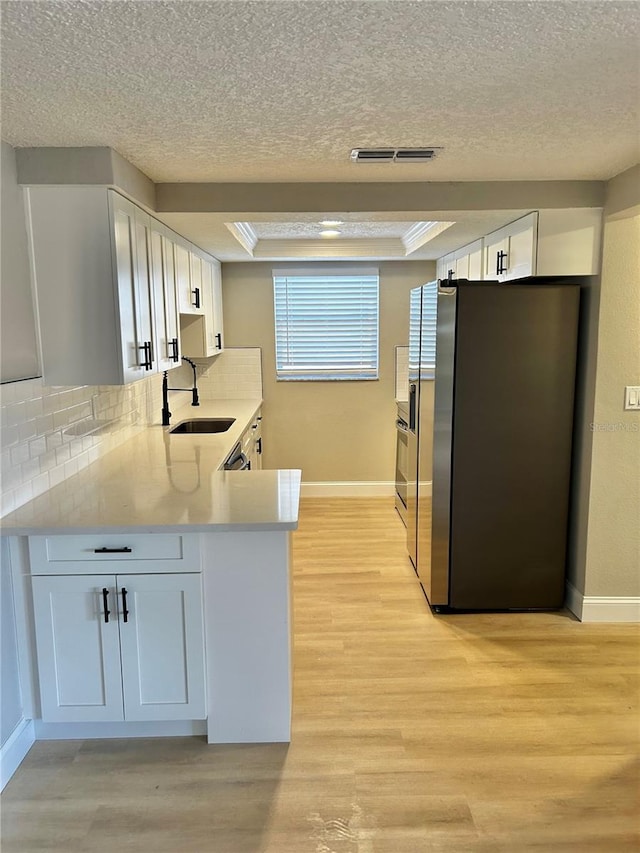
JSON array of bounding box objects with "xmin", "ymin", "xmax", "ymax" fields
[{"xmin": 395, "ymin": 401, "xmax": 409, "ymax": 525}]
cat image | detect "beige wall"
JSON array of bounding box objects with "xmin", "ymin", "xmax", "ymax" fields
[
  {"xmin": 582, "ymin": 169, "xmax": 640, "ymax": 597},
  {"xmin": 222, "ymin": 261, "xmax": 434, "ymax": 482}
]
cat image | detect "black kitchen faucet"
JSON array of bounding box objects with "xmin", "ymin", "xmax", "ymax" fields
[{"xmin": 162, "ymin": 357, "xmax": 200, "ymax": 426}]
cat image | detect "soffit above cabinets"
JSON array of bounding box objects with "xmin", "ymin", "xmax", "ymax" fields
[{"xmin": 155, "ymin": 210, "xmax": 532, "ymax": 262}]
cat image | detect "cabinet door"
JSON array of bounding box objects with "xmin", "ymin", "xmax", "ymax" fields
[
  {"xmin": 110, "ymin": 193, "xmax": 148, "ymax": 383},
  {"xmin": 189, "ymin": 250, "xmax": 205, "ymax": 315},
  {"xmin": 132, "ymin": 208, "xmax": 157, "ymax": 374},
  {"xmin": 202, "ymin": 257, "xmax": 225, "ymax": 356},
  {"xmin": 150, "ymin": 225, "xmax": 180, "ymax": 372},
  {"xmin": 254, "ymin": 432, "xmax": 263, "ymax": 470},
  {"xmin": 468, "ymin": 242, "xmax": 483, "ymax": 280},
  {"xmin": 484, "ymin": 213, "xmax": 538, "ymax": 282},
  {"xmin": 211, "ymin": 258, "xmax": 225, "ymax": 354},
  {"xmin": 32, "ymin": 575, "xmax": 124, "ymax": 722},
  {"xmin": 442, "ymin": 252, "xmax": 456, "ymax": 280},
  {"xmin": 118, "ymin": 573, "xmax": 206, "ymax": 721},
  {"xmin": 504, "ymin": 213, "xmax": 537, "ymax": 280},
  {"xmin": 484, "ymin": 232, "xmax": 508, "ymax": 281},
  {"xmin": 162, "ymin": 234, "xmax": 181, "ymax": 366},
  {"xmin": 455, "ymin": 253, "xmax": 470, "ymax": 280},
  {"xmin": 175, "ymin": 239, "xmax": 196, "ymax": 314}
]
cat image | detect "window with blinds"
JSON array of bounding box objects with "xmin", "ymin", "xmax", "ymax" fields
[
  {"xmin": 408, "ymin": 283, "xmax": 437, "ymax": 381},
  {"xmin": 273, "ymin": 268, "xmax": 379, "ymax": 381},
  {"xmin": 420, "ymin": 283, "xmax": 438, "ymax": 378}
]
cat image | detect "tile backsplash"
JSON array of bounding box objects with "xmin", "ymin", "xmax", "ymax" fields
[
  {"xmin": 0, "ymin": 348, "xmax": 263, "ymax": 517},
  {"xmin": 170, "ymin": 347, "xmax": 263, "ymax": 401},
  {"xmin": 0, "ymin": 375, "xmax": 162, "ymax": 518}
]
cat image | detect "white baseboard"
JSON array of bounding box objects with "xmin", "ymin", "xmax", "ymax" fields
[
  {"xmin": 301, "ymin": 481, "xmax": 395, "ymax": 497},
  {"xmin": 34, "ymin": 719, "xmax": 207, "ymax": 740},
  {"xmin": 565, "ymin": 582, "xmax": 640, "ymax": 622},
  {"xmin": 1, "ymin": 719, "xmax": 35, "ymax": 790}
]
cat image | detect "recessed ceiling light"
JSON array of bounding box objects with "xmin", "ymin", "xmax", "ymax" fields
[
  {"xmin": 320, "ymin": 220, "xmax": 343, "ymax": 227},
  {"xmin": 320, "ymin": 229, "xmax": 341, "ymax": 237}
]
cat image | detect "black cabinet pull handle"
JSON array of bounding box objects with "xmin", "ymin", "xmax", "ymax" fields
[
  {"xmin": 256, "ymin": 437, "xmax": 262, "ymax": 455},
  {"xmin": 94, "ymin": 547, "xmax": 132, "ymax": 554},
  {"xmin": 139, "ymin": 341, "xmax": 153, "ymax": 370},
  {"xmin": 192, "ymin": 287, "xmax": 200, "ymax": 308},
  {"xmin": 170, "ymin": 337, "xmax": 179, "ymax": 362},
  {"xmin": 121, "ymin": 588, "xmax": 129, "ymax": 623},
  {"xmin": 496, "ymin": 250, "xmax": 508, "ymax": 275},
  {"xmin": 215, "ymin": 332, "xmax": 222, "ymax": 350},
  {"xmin": 102, "ymin": 588, "xmax": 110, "ymax": 623}
]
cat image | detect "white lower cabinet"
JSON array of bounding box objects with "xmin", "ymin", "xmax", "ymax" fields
[
  {"xmin": 240, "ymin": 410, "xmax": 263, "ymax": 470},
  {"xmin": 32, "ymin": 572, "xmax": 205, "ymax": 723},
  {"xmin": 32, "ymin": 574, "xmax": 124, "ymax": 723}
]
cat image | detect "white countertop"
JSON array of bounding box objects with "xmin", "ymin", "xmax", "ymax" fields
[{"xmin": 0, "ymin": 399, "xmax": 302, "ymax": 534}]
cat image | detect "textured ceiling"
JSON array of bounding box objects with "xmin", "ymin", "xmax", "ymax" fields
[
  {"xmin": 1, "ymin": 0, "xmax": 639, "ymax": 183},
  {"xmin": 251, "ymin": 222, "xmax": 413, "ymax": 239}
]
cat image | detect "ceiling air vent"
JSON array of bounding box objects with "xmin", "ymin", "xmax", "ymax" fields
[
  {"xmin": 350, "ymin": 147, "xmax": 441, "ymax": 163},
  {"xmin": 350, "ymin": 149, "xmax": 395, "ymax": 163}
]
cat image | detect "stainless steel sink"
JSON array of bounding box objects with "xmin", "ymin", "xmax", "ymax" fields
[{"xmin": 170, "ymin": 418, "xmax": 235, "ymax": 434}]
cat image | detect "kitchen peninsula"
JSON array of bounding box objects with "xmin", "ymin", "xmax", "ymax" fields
[{"xmin": 1, "ymin": 399, "xmax": 301, "ymax": 746}]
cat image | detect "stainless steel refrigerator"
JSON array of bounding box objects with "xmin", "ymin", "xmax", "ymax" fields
[{"xmin": 407, "ymin": 276, "xmax": 582, "ymax": 610}]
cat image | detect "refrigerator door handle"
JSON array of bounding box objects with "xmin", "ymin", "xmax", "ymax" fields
[{"xmin": 409, "ymin": 383, "xmax": 417, "ymax": 431}]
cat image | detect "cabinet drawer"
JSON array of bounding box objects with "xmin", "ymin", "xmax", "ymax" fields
[{"xmin": 29, "ymin": 534, "xmax": 200, "ymax": 575}]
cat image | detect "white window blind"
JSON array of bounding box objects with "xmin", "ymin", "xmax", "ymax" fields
[
  {"xmin": 273, "ymin": 268, "xmax": 379, "ymax": 381},
  {"xmin": 420, "ymin": 283, "xmax": 438, "ymax": 377},
  {"xmin": 408, "ymin": 282, "xmax": 437, "ymax": 381}
]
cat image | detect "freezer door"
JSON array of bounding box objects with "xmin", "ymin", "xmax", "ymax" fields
[
  {"xmin": 419, "ymin": 284, "xmax": 457, "ymax": 605},
  {"xmin": 406, "ymin": 286, "xmax": 422, "ymax": 568},
  {"xmin": 416, "ymin": 281, "xmax": 436, "ymax": 592}
]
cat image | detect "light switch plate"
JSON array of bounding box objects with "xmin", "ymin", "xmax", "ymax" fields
[{"xmin": 624, "ymin": 386, "xmax": 640, "ymax": 410}]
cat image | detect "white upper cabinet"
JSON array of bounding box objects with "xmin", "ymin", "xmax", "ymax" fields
[
  {"xmin": 131, "ymin": 204, "xmax": 157, "ymax": 373},
  {"xmin": 437, "ymin": 238, "xmax": 484, "ymax": 283},
  {"xmin": 175, "ymin": 236, "xmax": 199, "ymax": 315},
  {"xmin": 110, "ymin": 193, "xmax": 149, "ymax": 383},
  {"xmin": 149, "ymin": 222, "xmax": 181, "ymax": 372},
  {"xmin": 25, "ymin": 187, "xmax": 182, "ymax": 385},
  {"xmin": 438, "ymin": 209, "xmax": 602, "ymax": 286},
  {"xmin": 180, "ymin": 251, "xmax": 225, "ymax": 358},
  {"xmin": 25, "ymin": 186, "xmax": 228, "ymax": 384},
  {"xmin": 188, "ymin": 249, "xmax": 205, "ymax": 315},
  {"xmin": 483, "ymin": 212, "xmax": 538, "ymax": 282},
  {"xmin": 203, "ymin": 256, "xmax": 225, "ymax": 356}
]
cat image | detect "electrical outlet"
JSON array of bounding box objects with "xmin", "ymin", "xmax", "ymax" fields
[{"xmin": 624, "ymin": 386, "xmax": 640, "ymax": 410}]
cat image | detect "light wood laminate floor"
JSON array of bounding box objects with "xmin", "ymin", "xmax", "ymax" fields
[{"xmin": 2, "ymin": 498, "xmax": 639, "ymax": 852}]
